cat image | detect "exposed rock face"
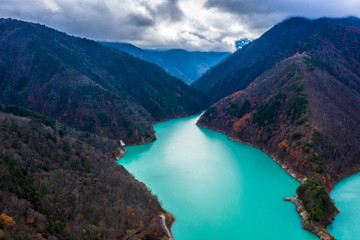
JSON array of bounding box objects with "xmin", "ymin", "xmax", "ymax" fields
[
  {"xmin": 111, "ymin": 146, "xmax": 127, "ymax": 160},
  {"xmin": 125, "ymin": 213, "xmax": 175, "ymax": 240},
  {"xmin": 284, "ymin": 196, "xmax": 337, "ymax": 240}
]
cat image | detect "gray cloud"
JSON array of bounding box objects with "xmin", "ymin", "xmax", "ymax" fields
[
  {"xmin": 205, "ymin": 0, "xmax": 356, "ymax": 16},
  {"xmin": 126, "ymin": 13, "xmax": 156, "ymax": 27},
  {"xmin": 156, "ymin": 0, "xmax": 184, "ymax": 22},
  {"xmin": 187, "ymin": 31, "xmax": 212, "ymax": 42},
  {"xmin": 205, "ymin": 0, "xmax": 360, "ymax": 31},
  {"xmin": 1, "ymin": 0, "xmax": 360, "ymax": 51},
  {"xmin": 206, "ymin": 0, "xmax": 276, "ymax": 15}
]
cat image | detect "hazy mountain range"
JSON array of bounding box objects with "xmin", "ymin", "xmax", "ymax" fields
[{"xmin": 101, "ymin": 42, "xmax": 231, "ymax": 84}]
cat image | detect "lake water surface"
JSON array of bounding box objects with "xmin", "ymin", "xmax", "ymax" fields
[
  {"xmin": 327, "ymin": 173, "xmax": 360, "ymax": 240},
  {"xmin": 118, "ymin": 114, "xmax": 319, "ymax": 240}
]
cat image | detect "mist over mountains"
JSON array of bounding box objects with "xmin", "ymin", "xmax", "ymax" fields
[{"xmin": 101, "ymin": 42, "xmax": 231, "ymax": 84}]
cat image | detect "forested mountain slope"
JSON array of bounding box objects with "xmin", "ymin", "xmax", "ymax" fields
[
  {"xmin": 197, "ymin": 17, "xmax": 360, "ymax": 239},
  {"xmin": 0, "ymin": 18, "xmax": 204, "ymax": 145},
  {"xmin": 0, "ymin": 109, "xmax": 173, "ymax": 240},
  {"xmin": 193, "ymin": 17, "xmax": 360, "ymax": 105}
]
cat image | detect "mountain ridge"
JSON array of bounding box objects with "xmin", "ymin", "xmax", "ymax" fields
[
  {"xmin": 0, "ymin": 18, "xmax": 204, "ymax": 145},
  {"xmin": 100, "ymin": 41, "xmax": 231, "ymax": 84},
  {"xmin": 192, "ymin": 16, "xmax": 360, "ymax": 105},
  {"xmin": 197, "ymin": 17, "xmax": 360, "ymax": 240}
]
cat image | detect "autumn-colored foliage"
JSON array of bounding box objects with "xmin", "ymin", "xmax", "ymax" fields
[
  {"xmin": 25, "ymin": 215, "xmax": 35, "ymax": 227},
  {"xmin": 35, "ymin": 233, "xmax": 45, "ymax": 240},
  {"xmin": 41, "ymin": 172, "xmax": 50, "ymax": 177},
  {"xmin": 126, "ymin": 206, "xmax": 136, "ymax": 217},
  {"xmin": 0, "ymin": 213, "xmax": 15, "ymax": 228},
  {"xmin": 233, "ymin": 114, "xmax": 252, "ymax": 131},
  {"xmin": 278, "ymin": 140, "xmax": 289, "ymax": 151},
  {"xmin": 0, "ymin": 112, "xmax": 167, "ymax": 239}
]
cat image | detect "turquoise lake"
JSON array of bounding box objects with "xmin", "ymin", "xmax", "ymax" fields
[
  {"xmin": 118, "ymin": 114, "xmax": 319, "ymax": 240},
  {"xmin": 327, "ymin": 173, "xmax": 360, "ymax": 240}
]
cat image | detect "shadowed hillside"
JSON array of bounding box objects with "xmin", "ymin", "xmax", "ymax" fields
[{"xmin": 0, "ymin": 18, "xmax": 204, "ymax": 145}]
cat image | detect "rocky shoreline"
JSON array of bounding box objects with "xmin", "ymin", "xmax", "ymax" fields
[
  {"xmin": 111, "ymin": 146, "xmax": 127, "ymax": 160},
  {"xmin": 227, "ymin": 134, "xmax": 340, "ymax": 240},
  {"xmin": 284, "ymin": 196, "xmax": 338, "ymax": 240},
  {"xmin": 197, "ymin": 116, "xmax": 360, "ymax": 240},
  {"xmin": 229, "ymin": 137, "xmax": 308, "ymax": 183},
  {"xmin": 123, "ymin": 212, "xmax": 175, "ymax": 240},
  {"xmin": 116, "ymin": 148, "xmax": 175, "ymax": 240}
]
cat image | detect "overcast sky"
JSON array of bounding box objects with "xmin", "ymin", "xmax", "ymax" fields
[{"xmin": 1, "ymin": 0, "xmax": 360, "ymax": 51}]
